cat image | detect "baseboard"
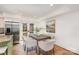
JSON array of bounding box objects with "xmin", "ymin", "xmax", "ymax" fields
[{"xmin": 55, "ymin": 42, "xmax": 79, "ymax": 54}]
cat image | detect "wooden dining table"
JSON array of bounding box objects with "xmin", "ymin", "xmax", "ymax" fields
[{"xmin": 30, "ymin": 34, "xmax": 51, "ymax": 54}]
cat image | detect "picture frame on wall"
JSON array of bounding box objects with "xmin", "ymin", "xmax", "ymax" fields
[
  {"xmin": 46, "ymin": 19, "xmax": 55, "ymax": 33},
  {"xmin": 23, "ymin": 23, "xmax": 27, "ymax": 32}
]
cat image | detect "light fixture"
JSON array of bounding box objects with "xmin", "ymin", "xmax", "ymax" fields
[{"xmin": 50, "ymin": 4, "xmax": 53, "ymax": 6}]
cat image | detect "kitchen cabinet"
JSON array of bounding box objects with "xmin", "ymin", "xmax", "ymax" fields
[
  {"xmin": 7, "ymin": 35, "xmax": 13, "ymax": 55},
  {"xmin": 0, "ymin": 17, "xmax": 5, "ymax": 28},
  {"xmin": 0, "ymin": 35, "xmax": 13, "ymax": 55}
]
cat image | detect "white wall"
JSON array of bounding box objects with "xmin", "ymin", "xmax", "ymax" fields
[
  {"xmin": 0, "ymin": 15, "xmax": 5, "ymax": 28},
  {"xmin": 0, "ymin": 18, "xmax": 5, "ymax": 28},
  {"xmin": 56, "ymin": 11, "xmax": 79, "ymax": 53}
]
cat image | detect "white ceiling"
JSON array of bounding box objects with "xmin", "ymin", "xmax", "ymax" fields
[
  {"xmin": 0, "ymin": 4, "xmax": 55, "ymax": 18},
  {"xmin": 0, "ymin": 4, "xmax": 79, "ymax": 19}
]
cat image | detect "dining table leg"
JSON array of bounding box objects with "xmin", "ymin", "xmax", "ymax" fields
[{"xmin": 36, "ymin": 40, "xmax": 40, "ymax": 55}]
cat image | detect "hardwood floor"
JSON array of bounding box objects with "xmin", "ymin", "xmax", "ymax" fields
[
  {"xmin": 12, "ymin": 43, "xmax": 78, "ymax": 55},
  {"xmin": 54, "ymin": 45, "xmax": 78, "ymax": 55},
  {"xmin": 12, "ymin": 44, "xmax": 26, "ymax": 55},
  {"xmin": 12, "ymin": 44, "xmax": 37, "ymax": 55}
]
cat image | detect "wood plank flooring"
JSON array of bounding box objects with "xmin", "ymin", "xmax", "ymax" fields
[
  {"xmin": 12, "ymin": 44, "xmax": 37, "ymax": 55},
  {"xmin": 54, "ymin": 45, "xmax": 78, "ymax": 55},
  {"xmin": 12, "ymin": 44, "xmax": 26, "ymax": 55},
  {"xmin": 12, "ymin": 43, "xmax": 78, "ymax": 55}
]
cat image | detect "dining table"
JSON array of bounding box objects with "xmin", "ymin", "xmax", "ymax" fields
[{"xmin": 30, "ymin": 34, "xmax": 51, "ymax": 54}]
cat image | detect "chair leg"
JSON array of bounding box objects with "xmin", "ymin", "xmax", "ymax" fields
[
  {"xmin": 24, "ymin": 44, "xmax": 26, "ymax": 51},
  {"xmin": 35, "ymin": 46, "xmax": 37, "ymax": 54},
  {"xmin": 39, "ymin": 48, "xmax": 40, "ymax": 55}
]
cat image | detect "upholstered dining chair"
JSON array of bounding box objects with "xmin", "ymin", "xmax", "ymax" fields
[
  {"xmin": 38, "ymin": 39, "xmax": 55, "ymax": 55},
  {"xmin": 23, "ymin": 36, "xmax": 37, "ymax": 54}
]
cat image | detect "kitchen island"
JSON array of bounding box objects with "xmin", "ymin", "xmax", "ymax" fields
[{"xmin": 0, "ymin": 35, "xmax": 13, "ymax": 55}]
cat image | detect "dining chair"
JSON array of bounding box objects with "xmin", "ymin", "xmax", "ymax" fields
[
  {"xmin": 38, "ymin": 39, "xmax": 55, "ymax": 55},
  {"xmin": 23, "ymin": 36, "xmax": 37, "ymax": 54}
]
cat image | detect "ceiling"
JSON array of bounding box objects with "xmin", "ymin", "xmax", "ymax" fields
[
  {"xmin": 0, "ymin": 4, "xmax": 79, "ymax": 19},
  {"xmin": 0, "ymin": 4, "xmax": 55, "ymax": 18}
]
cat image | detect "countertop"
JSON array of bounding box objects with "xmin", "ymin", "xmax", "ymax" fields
[{"xmin": 0, "ymin": 35, "xmax": 12, "ymax": 43}]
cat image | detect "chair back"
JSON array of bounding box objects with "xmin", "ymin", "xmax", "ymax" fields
[{"xmin": 39, "ymin": 39, "xmax": 55, "ymax": 51}]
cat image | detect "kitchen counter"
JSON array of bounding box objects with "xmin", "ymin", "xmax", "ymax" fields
[
  {"xmin": 0, "ymin": 35, "xmax": 13, "ymax": 46},
  {"xmin": 0, "ymin": 36, "xmax": 11, "ymax": 43},
  {"xmin": 0, "ymin": 35, "xmax": 13, "ymax": 55}
]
